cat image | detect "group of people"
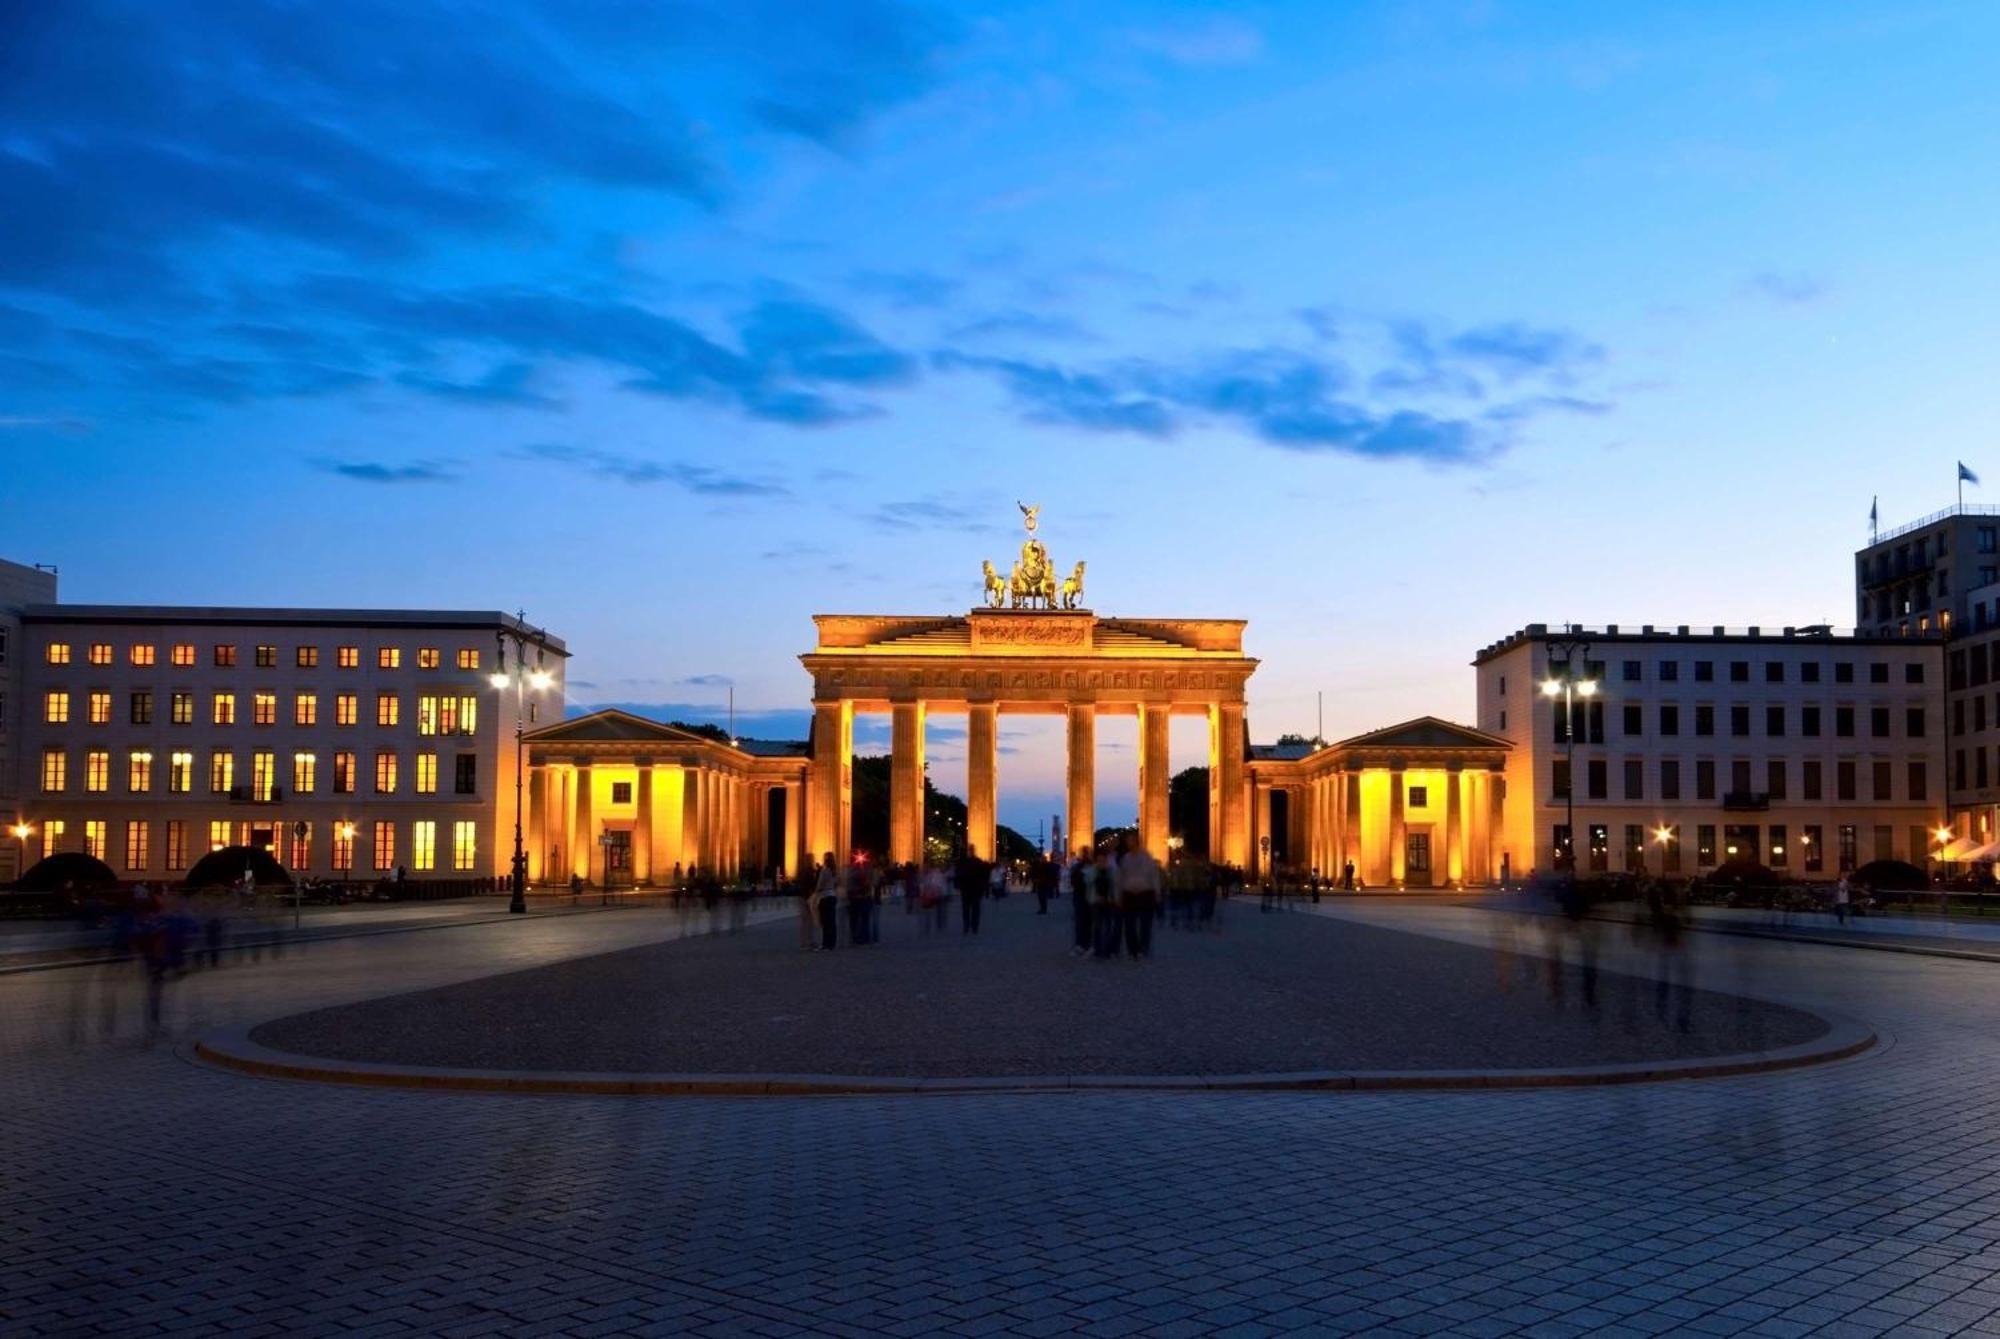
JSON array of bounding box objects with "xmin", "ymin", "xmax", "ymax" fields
[{"xmin": 798, "ymin": 850, "xmax": 999, "ymax": 950}]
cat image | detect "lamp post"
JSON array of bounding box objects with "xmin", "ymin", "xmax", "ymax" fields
[
  {"xmin": 1540, "ymin": 639, "xmax": 1598, "ymax": 890},
  {"xmin": 490, "ymin": 617, "xmax": 556, "ymax": 915}
]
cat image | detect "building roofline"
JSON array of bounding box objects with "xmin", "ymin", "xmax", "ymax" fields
[
  {"xmin": 20, "ymin": 605, "xmax": 567, "ymax": 652},
  {"xmin": 1472, "ymin": 622, "xmax": 1938, "ymax": 666}
]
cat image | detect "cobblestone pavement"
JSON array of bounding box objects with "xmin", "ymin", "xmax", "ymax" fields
[{"xmin": 8, "ymin": 898, "xmax": 2000, "ymax": 1336}]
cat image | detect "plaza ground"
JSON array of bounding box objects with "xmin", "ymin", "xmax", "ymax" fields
[{"xmin": 7, "ymin": 896, "xmax": 2000, "ymax": 1336}]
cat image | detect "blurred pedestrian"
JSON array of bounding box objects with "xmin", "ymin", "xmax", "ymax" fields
[
  {"xmin": 1118, "ymin": 836, "xmax": 1163, "ymax": 960},
  {"xmin": 815, "ymin": 852, "xmax": 839, "ymax": 950},
  {"xmin": 955, "ymin": 849, "xmax": 986, "ymax": 935},
  {"xmin": 1067, "ymin": 847, "xmax": 1093, "ymax": 956},
  {"xmin": 920, "ymin": 862, "xmax": 949, "ymax": 934},
  {"xmin": 797, "ymin": 861, "xmax": 818, "ymax": 951},
  {"xmin": 1833, "ymin": 873, "xmax": 1852, "ymax": 926},
  {"xmin": 1092, "ymin": 845, "xmax": 1121, "ymax": 959}
]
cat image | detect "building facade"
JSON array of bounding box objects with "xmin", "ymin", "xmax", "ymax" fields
[
  {"xmin": 13, "ymin": 606, "xmax": 565, "ymax": 883},
  {"xmin": 0, "ymin": 559, "xmax": 60, "ymax": 883},
  {"xmin": 1474, "ymin": 623, "xmax": 1945, "ymax": 878}
]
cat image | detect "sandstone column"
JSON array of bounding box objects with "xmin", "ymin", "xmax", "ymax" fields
[
  {"xmin": 1216, "ymin": 701, "xmax": 1247, "ymax": 869},
  {"xmin": 634, "ymin": 761, "xmax": 654, "ymax": 885},
  {"xmin": 967, "ymin": 701, "xmax": 998, "ymax": 860},
  {"xmin": 526, "ymin": 763, "xmax": 546, "ymax": 884},
  {"xmin": 572, "ymin": 761, "xmax": 595, "ymax": 884},
  {"xmin": 1445, "ymin": 766, "xmax": 1464, "ymax": 888},
  {"xmin": 1066, "ymin": 704, "xmax": 1095, "ymax": 855},
  {"xmin": 890, "ymin": 700, "xmax": 927, "ymax": 865},
  {"xmin": 1388, "ymin": 768, "xmax": 1407, "ymax": 888},
  {"xmin": 807, "ymin": 701, "xmax": 851, "ymax": 866},
  {"xmin": 679, "ymin": 764, "xmax": 702, "ymax": 874},
  {"xmin": 783, "ymin": 778, "xmax": 802, "ymax": 879},
  {"xmin": 1251, "ymin": 779, "xmax": 1273, "ymax": 876},
  {"xmin": 1139, "ymin": 703, "xmax": 1171, "ymax": 862}
]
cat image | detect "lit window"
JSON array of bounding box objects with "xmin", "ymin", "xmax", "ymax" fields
[
  {"xmin": 456, "ymin": 648, "xmax": 480, "ymax": 670},
  {"xmin": 252, "ymin": 751, "xmax": 276, "ymax": 802},
  {"xmin": 336, "ymin": 646, "xmax": 359, "ymax": 669},
  {"xmin": 171, "ymin": 643, "xmax": 195, "ymax": 667},
  {"xmin": 455, "ymin": 695, "xmax": 477, "ymax": 735},
  {"xmin": 254, "ymin": 645, "xmax": 277, "ymax": 668},
  {"xmin": 375, "ymin": 750, "xmax": 398, "ymax": 793},
  {"xmin": 44, "ymin": 691, "xmax": 69, "ymax": 724},
  {"xmin": 88, "ymin": 642, "xmax": 112, "ymax": 666},
  {"xmin": 129, "ymin": 750, "xmax": 153, "ymax": 792},
  {"xmin": 293, "ymin": 752, "xmax": 317, "ymax": 794},
  {"xmin": 213, "ymin": 693, "xmax": 236, "ymax": 726},
  {"xmin": 129, "ymin": 643, "xmax": 155, "ymax": 667},
  {"xmin": 417, "ymin": 647, "xmax": 440, "ymax": 670},
  {"xmin": 43, "ymin": 819, "xmax": 64, "ymax": 851},
  {"xmin": 452, "ymin": 820, "xmax": 478, "ymax": 872},
  {"xmin": 87, "ymin": 691, "xmax": 111, "ymax": 725},
  {"xmin": 418, "ymin": 696, "xmax": 438, "ymax": 735},
  {"xmin": 296, "ymin": 646, "xmax": 319, "ymax": 668},
  {"xmin": 83, "ymin": 820, "xmax": 106, "ymax": 861},
  {"xmin": 295, "ymin": 693, "xmax": 318, "ymax": 726},
  {"xmin": 169, "ymin": 751, "xmax": 193, "ymax": 793},
  {"xmin": 84, "ymin": 750, "xmax": 110, "ymax": 793},
  {"xmin": 336, "ymin": 694, "xmax": 358, "ymax": 726},
  {"xmin": 208, "ymin": 820, "xmax": 232, "ymax": 853},
  {"xmin": 412, "ymin": 820, "xmax": 436, "ymax": 872},
  {"xmin": 333, "ymin": 824, "xmax": 355, "ymax": 872},
  {"xmin": 214, "ymin": 644, "xmax": 236, "ymax": 667},
  {"xmin": 252, "ymin": 692, "xmax": 277, "ymax": 726},
  {"xmin": 41, "ymin": 748, "xmax": 66, "ymax": 793},
  {"xmin": 125, "ymin": 821, "xmax": 149, "ymax": 871},
  {"xmin": 377, "ymin": 693, "xmax": 399, "ymax": 727},
  {"xmin": 46, "ymin": 642, "xmax": 71, "ymax": 665},
  {"xmin": 166, "ymin": 821, "xmax": 187, "ymax": 871},
  {"xmin": 378, "ymin": 648, "xmax": 401, "ymax": 670},
  {"xmin": 210, "ymin": 751, "xmax": 234, "ymax": 794},
  {"xmin": 415, "ymin": 752, "xmax": 438, "ymax": 794},
  {"xmin": 287, "ymin": 821, "xmax": 311, "ymax": 871},
  {"xmin": 171, "ymin": 691, "xmax": 194, "ymax": 725},
  {"xmin": 372, "ymin": 820, "xmax": 395, "ymax": 872},
  {"xmin": 333, "ymin": 751, "xmax": 355, "ymax": 793}
]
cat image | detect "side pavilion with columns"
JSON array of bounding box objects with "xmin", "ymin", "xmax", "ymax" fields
[
  {"xmin": 522, "ymin": 711, "xmax": 808, "ymax": 887},
  {"xmin": 1247, "ymin": 718, "xmax": 1511, "ymax": 889}
]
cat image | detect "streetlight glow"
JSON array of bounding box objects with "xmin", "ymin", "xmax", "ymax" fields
[
  {"xmin": 1653, "ymin": 825, "xmax": 1673, "ymax": 844},
  {"xmin": 1540, "ymin": 680, "xmax": 1563, "ymax": 697},
  {"xmin": 488, "ymin": 671, "xmax": 511, "ymax": 690},
  {"xmin": 1936, "ymin": 826, "xmax": 1955, "ymax": 844},
  {"xmin": 1575, "ymin": 679, "xmax": 1598, "ymax": 697},
  {"xmin": 528, "ymin": 668, "xmax": 554, "ymax": 691}
]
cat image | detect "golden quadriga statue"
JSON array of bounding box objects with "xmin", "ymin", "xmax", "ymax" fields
[{"xmin": 983, "ymin": 503, "xmax": 1084, "ymax": 610}]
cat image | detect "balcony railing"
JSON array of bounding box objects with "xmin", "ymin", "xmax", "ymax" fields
[{"xmin": 1721, "ymin": 791, "xmax": 1770, "ymax": 812}]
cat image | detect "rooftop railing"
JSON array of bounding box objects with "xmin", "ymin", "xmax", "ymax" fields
[{"xmin": 1871, "ymin": 503, "xmax": 2000, "ymax": 547}]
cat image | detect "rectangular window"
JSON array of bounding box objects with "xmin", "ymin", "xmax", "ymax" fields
[
  {"xmin": 1588, "ymin": 823, "xmax": 1609, "ymax": 873},
  {"xmin": 1835, "ymin": 661, "xmax": 1855, "ymax": 684},
  {"xmin": 295, "ymin": 693, "xmax": 318, "ymax": 726},
  {"xmin": 44, "ymin": 690, "xmax": 69, "ymax": 724},
  {"xmin": 333, "ymin": 824, "xmax": 355, "ymax": 872},
  {"xmin": 125, "ymin": 821, "xmax": 149, "ymax": 871},
  {"xmin": 378, "ymin": 648, "xmax": 401, "ymax": 670},
  {"xmin": 1659, "ymin": 704, "xmax": 1679, "ymax": 736},
  {"xmin": 84, "ymin": 820, "xmax": 106, "ymax": 861},
  {"xmin": 251, "ymin": 751, "xmax": 276, "ymax": 802},
  {"xmin": 336, "ymin": 694, "xmax": 358, "ymax": 727},
  {"xmin": 1658, "ymin": 660, "xmax": 1679, "ymax": 682},
  {"xmin": 415, "ymin": 752, "xmax": 438, "ymax": 794},
  {"xmin": 213, "ymin": 692, "xmax": 236, "ymax": 726},
  {"xmin": 1695, "ymin": 705, "xmax": 1714, "ymax": 737},
  {"xmin": 87, "ymin": 690, "xmax": 111, "ymax": 725},
  {"xmin": 1623, "ymin": 823, "xmax": 1644, "ymax": 871},
  {"xmin": 1804, "ymin": 825, "xmax": 1824, "ymax": 873},
  {"xmin": 288, "ymin": 821, "xmax": 312, "ymax": 871},
  {"xmin": 1622, "ymin": 704, "xmax": 1642, "ymax": 736},
  {"xmin": 1803, "ymin": 760, "xmax": 1822, "ymax": 801},
  {"xmin": 1909, "ymin": 761, "xmax": 1928, "ymax": 803},
  {"xmin": 1732, "ymin": 759, "xmax": 1753, "ymax": 795},
  {"xmin": 377, "ymin": 693, "xmax": 399, "ymax": 727},
  {"xmin": 1586, "ymin": 700, "xmax": 1604, "ymax": 744},
  {"xmin": 1621, "ymin": 659, "xmax": 1641, "ymax": 682},
  {"xmin": 1871, "ymin": 663, "xmax": 1890, "ymax": 685},
  {"xmin": 1730, "ymin": 705, "xmax": 1750, "ymax": 737},
  {"xmin": 1730, "ymin": 661, "xmax": 1750, "ymax": 683},
  {"xmin": 1696, "ymin": 759, "xmax": 1715, "ymax": 800},
  {"xmin": 1907, "ymin": 662, "xmax": 1925, "ymax": 684},
  {"xmin": 252, "ymin": 692, "xmax": 277, "ymax": 726},
  {"xmin": 169, "ymin": 751, "xmax": 192, "ymax": 793},
  {"xmin": 1838, "ymin": 825, "xmax": 1857, "ymax": 872},
  {"xmin": 293, "ymin": 752, "xmax": 317, "ymax": 794},
  {"xmin": 1697, "ymin": 824, "xmax": 1716, "ymax": 867},
  {"xmin": 374, "ymin": 750, "xmax": 398, "ymax": 794},
  {"xmin": 210, "ymin": 750, "xmax": 234, "ymax": 794},
  {"xmin": 129, "ymin": 690, "xmax": 152, "ymax": 725},
  {"xmin": 130, "ymin": 643, "xmax": 155, "ymax": 667},
  {"xmin": 1587, "ymin": 758, "xmax": 1607, "ymax": 800},
  {"xmin": 333, "ymin": 751, "xmax": 355, "ymax": 793},
  {"xmin": 214, "ymin": 644, "xmax": 237, "ymax": 668},
  {"xmin": 372, "ymin": 820, "xmax": 395, "ymax": 872},
  {"xmin": 207, "ymin": 819, "xmax": 231, "ymax": 853},
  {"xmin": 412, "ymin": 820, "xmax": 437, "ymax": 872},
  {"xmin": 418, "ymin": 695, "xmax": 439, "ymax": 736},
  {"xmin": 171, "ymin": 643, "xmax": 195, "ymax": 667},
  {"xmin": 1837, "ymin": 760, "xmax": 1857, "ymax": 801},
  {"xmin": 1765, "ymin": 661, "xmax": 1784, "ymax": 683},
  {"xmin": 1871, "ymin": 707, "xmax": 1891, "ymax": 738},
  {"xmin": 418, "ymin": 647, "xmax": 440, "ymax": 670},
  {"xmin": 128, "ymin": 750, "xmax": 152, "ymax": 793},
  {"xmin": 1802, "ymin": 661, "xmax": 1821, "ymax": 683},
  {"xmin": 296, "ymin": 646, "xmax": 319, "ymax": 668},
  {"xmin": 1766, "ymin": 759, "xmax": 1786, "ymax": 800},
  {"xmin": 456, "ymin": 648, "xmax": 481, "ymax": 670},
  {"xmin": 254, "ymin": 644, "xmax": 277, "ymax": 668},
  {"xmin": 1623, "ymin": 758, "xmax": 1643, "ymax": 800},
  {"xmin": 1907, "ymin": 707, "xmax": 1926, "ymax": 738},
  {"xmin": 1766, "ymin": 706, "xmax": 1785, "ymax": 737},
  {"xmin": 42, "ymin": 819, "xmax": 63, "ymax": 852},
  {"xmin": 453, "ymin": 753, "xmax": 477, "ymax": 795},
  {"xmin": 166, "ymin": 821, "xmax": 188, "ymax": 872},
  {"xmin": 1872, "ymin": 760, "xmax": 1893, "ymax": 802},
  {"xmin": 452, "ymin": 821, "xmax": 477, "ymax": 872},
  {"xmin": 87, "ymin": 642, "xmax": 112, "ymax": 666},
  {"xmin": 1660, "ymin": 759, "xmax": 1680, "ymax": 801},
  {"xmin": 171, "ymin": 691, "xmax": 194, "ymax": 725},
  {"xmin": 1551, "ymin": 758, "xmax": 1571, "ymax": 800},
  {"xmin": 1802, "ymin": 706, "xmax": 1821, "ymax": 737},
  {"xmin": 84, "ymin": 750, "xmax": 110, "ymax": 793},
  {"xmin": 1770, "ymin": 824, "xmax": 1789, "ymax": 868},
  {"xmin": 46, "ymin": 641, "xmax": 71, "ymax": 665},
  {"xmin": 41, "ymin": 748, "xmax": 65, "ymax": 793},
  {"xmin": 337, "ymin": 645, "xmax": 359, "ymax": 669},
  {"xmin": 1835, "ymin": 706, "xmax": 1855, "ymax": 738}
]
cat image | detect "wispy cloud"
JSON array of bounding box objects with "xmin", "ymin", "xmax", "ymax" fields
[
  {"xmin": 0, "ymin": 414, "xmax": 92, "ymax": 433},
  {"xmin": 519, "ymin": 444, "xmax": 789, "ymax": 497},
  {"xmin": 396, "ymin": 361, "xmax": 560, "ymax": 408},
  {"xmin": 1738, "ymin": 271, "xmax": 1830, "ymax": 305},
  {"xmin": 848, "ymin": 269, "xmax": 963, "ymax": 309},
  {"xmin": 317, "ymin": 459, "xmax": 456, "ymax": 484}
]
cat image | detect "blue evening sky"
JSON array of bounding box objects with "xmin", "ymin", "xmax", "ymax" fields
[{"xmin": 6, "ymin": 1, "xmax": 1999, "ymax": 831}]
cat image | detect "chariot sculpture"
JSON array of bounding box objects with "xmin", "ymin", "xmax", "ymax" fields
[{"xmin": 982, "ymin": 505, "xmax": 1083, "ymax": 610}]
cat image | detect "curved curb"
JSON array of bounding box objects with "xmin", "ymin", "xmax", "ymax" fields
[{"xmin": 193, "ymin": 1012, "xmax": 1877, "ymax": 1097}]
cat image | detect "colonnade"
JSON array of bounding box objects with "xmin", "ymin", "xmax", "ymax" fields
[
  {"xmin": 1254, "ymin": 764, "xmax": 1500, "ymax": 888},
  {"xmin": 527, "ymin": 758, "xmax": 805, "ymax": 887}
]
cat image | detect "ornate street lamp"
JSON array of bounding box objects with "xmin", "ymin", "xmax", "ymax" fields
[
  {"xmin": 491, "ymin": 616, "xmax": 556, "ymax": 915},
  {"xmin": 1540, "ymin": 637, "xmax": 1598, "ymax": 890}
]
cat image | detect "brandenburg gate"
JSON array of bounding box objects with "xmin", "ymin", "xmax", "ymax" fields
[{"xmin": 801, "ymin": 506, "xmax": 1257, "ymax": 867}]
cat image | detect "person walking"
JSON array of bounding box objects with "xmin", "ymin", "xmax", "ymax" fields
[
  {"xmin": 1067, "ymin": 847, "xmax": 1092, "ymax": 956},
  {"xmin": 1118, "ymin": 836, "xmax": 1163, "ymax": 960},
  {"xmin": 814, "ymin": 851, "xmax": 839, "ymax": 950},
  {"xmin": 796, "ymin": 861, "xmax": 818, "ymax": 950},
  {"xmin": 1833, "ymin": 873, "xmax": 1853, "ymax": 926},
  {"xmin": 847, "ymin": 860, "xmax": 878, "ymax": 947},
  {"xmin": 1032, "ymin": 857, "xmax": 1056, "ymax": 915},
  {"xmin": 1091, "ymin": 845, "xmax": 1122, "ymax": 958},
  {"xmin": 955, "ymin": 849, "xmax": 986, "ymax": 934},
  {"xmin": 920, "ymin": 862, "xmax": 948, "ymax": 934}
]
